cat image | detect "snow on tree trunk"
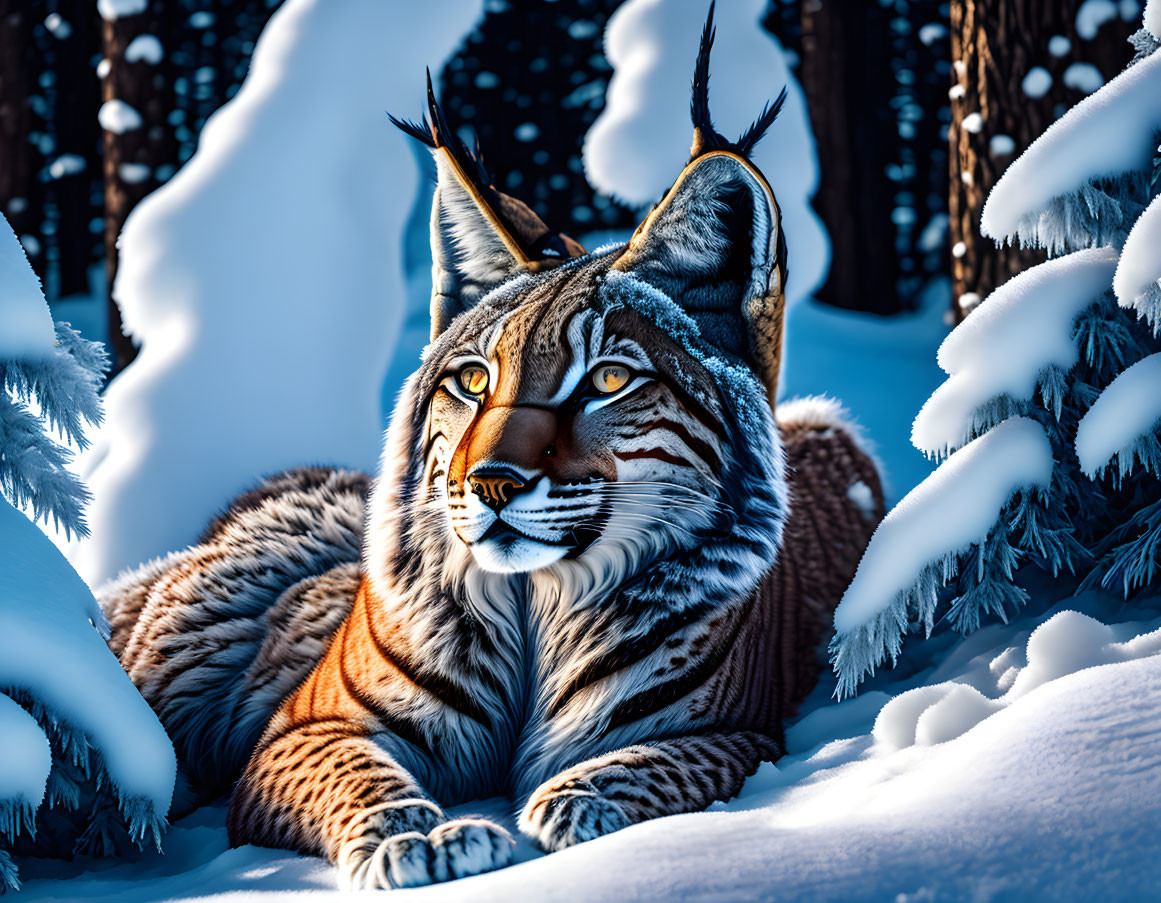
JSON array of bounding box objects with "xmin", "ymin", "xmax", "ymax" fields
[
  {"xmin": 980, "ymin": 44, "xmax": 1161, "ymax": 252},
  {"xmin": 582, "ymin": 0, "xmax": 828, "ymax": 307},
  {"xmin": 913, "ymin": 247, "xmax": 1119, "ymax": 457},
  {"xmin": 75, "ymin": 0, "xmax": 485, "ymax": 586},
  {"xmin": 1076, "ymin": 351, "xmax": 1161, "ymax": 481},
  {"xmin": 99, "ymin": 0, "xmax": 172, "ymax": 376},
  {"xmin": 1114, "ymin": 191, "xmax": 1161, "ymax": 331},
  {"xmin": 830, "ymin": 416, "xmax": 1054, "ymax": 698}
]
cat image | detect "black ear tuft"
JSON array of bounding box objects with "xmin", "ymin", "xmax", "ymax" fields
[
  {"xmin": 690, "ymin": 2, "xmax": 730, "ymax": 156},
  {"xmin": 386, "ymin": 111, "xmax": 436, "ymax": 149},
  {"xmin": 735, "ymin": 87, "xmax": 788, "ymax": 157},
  {"xmin": 688, "ymin": 2, "xmax": 787, "ymax": 160}
]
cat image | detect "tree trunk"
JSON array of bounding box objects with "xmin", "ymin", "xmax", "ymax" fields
[
  {"xmin": 52, "ymin": 0, "xmax": 103, "ymax": 300},
  {"xmin": 0, "ymin": 4, "xmax": 39, "ymax": 258},
  {"xmin": 949, "ymin": 0, "xmax": 1137, "ymax": 322},
  {"xmin": 799, "ymin": 0, "xmax": 900, "ymax": 315},
  {"xmin": 101, "ymin": 2, "xmax": 171, "ymax": 374}
]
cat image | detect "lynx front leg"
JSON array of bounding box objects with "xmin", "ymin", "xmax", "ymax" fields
[
  {"xmin": 228, "ymin": 718, "xmax": 513, "ymax": 889},
  {"xmin": 519, "ymin": 731, "xmax": 779, "ymax": 851}
]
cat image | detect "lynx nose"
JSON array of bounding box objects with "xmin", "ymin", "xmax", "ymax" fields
[{"xmin": 467, "ymin": 467, "xmax": 529, "ymax": 512}]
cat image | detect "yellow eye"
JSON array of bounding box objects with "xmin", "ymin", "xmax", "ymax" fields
[
  {"xmin": 592, "ymin": 364, "xmax": 630, "ymax": 394},
  {"xmin": 458, "ymin": 365, "xmax": 489, "ymax": 396}
]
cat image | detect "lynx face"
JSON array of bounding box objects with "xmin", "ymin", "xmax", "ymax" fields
[
  {"xmin": 420, "ymin": 259, "xmax": 733, "ymax": 574},
  {"xmin": 375, "ymin": 75, "xmax": 790, "ymax": 584}
]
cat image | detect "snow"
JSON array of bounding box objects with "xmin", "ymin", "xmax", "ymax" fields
[
  {"xmin": 118, "ymin": 162, "xmax": 150, "ymax": 184},
  {"xmin": 46, "ymin": 154, "xmax": 85, "ymax": 180},
  {"xmin": 780, "ymin": 280, "xmax": 949, "ymax": 501},
  {"xmin": 917, "ymin": 23, "xmax": 947, "ymax": 46},
  {"xmin": 834, "ymin": 416, "xmax": 1053, "ymax": 635},
  {"xmin": 1077, "ymin": 0, "xmax": 1120, "ymax": 38},
  {"xmin": 913, "ymin": 248, "xmax": 1119, "ymax": 457},
  {"xmin": 0, "ymin": 497, "xmax": 175, "ymax": 828},
  {"xmin": 0, "ymin": 216, "xmax": 54, "ymax": 358},
  {"xmin": 124, "ymin": 35, "xmax": 163, "ymax": 65},
  {"xmin": 73, "ymin": 0, "xmax": 486, "ymax": 585},
  {"xmin": 961, "ymin": 111, "xmax": 983, "ymax": 133},
  {"xmin": 1114, "ymin": 191, "xmax": 1161, "ymax": 310},
  {"xmin": 1021, "ymin": 65, "xmax": 1052, "ymax": 98},
  {"xmin": 1048, "ymin": 34, "xmax": 1072, "ymax": 56},
  {"xmin": 98, "ymin": 99, "xmax": 143, "ymax": 134},
  {"xmin": 0, "ymin": 695, "xmax": 50, "ymax": 817},
  {"xmin": 96, "ymin": 0, "xmax": 147, "ymax": 21},
  {"xmin": 583, "ymin": 0, "xmax": 829, "ymax": 306},
  {"xmin": 1148, "ymin": 0, "xmax": 1161, "ymax": 35},
  {"xmin": 16, "ymin": 593, "xmax": 1161, "ymax": 901},
  {"xmin": 44, "ymin": 13, "xmax": 72, "ymax": 39},
  {"xmin": 983, "ymin": 48, "xmax": 1161, "ymax": 242},
  {"xmin": 989, "ymin": 132, "xmax": 1015, "ymax": 155},
  {"xmin": 1075, "ymin": 352, "xmax": 1161, "ymax": 476},
  {"xmin": 1063, "ymin": 62, "xmax": 1104, "ymax": 93}
]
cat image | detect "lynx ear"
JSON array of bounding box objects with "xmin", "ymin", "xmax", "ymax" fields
[
  {"xmin": 391, "ymin": 74, "xmax": 586, "ymax": 339},
  {"xmin": 612, "ymin": 3, "xmax": 788, "ymax": 409}
]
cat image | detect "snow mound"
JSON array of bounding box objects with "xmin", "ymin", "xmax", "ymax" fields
[
  {"xmin": 874, "ymin": 609, "xmax": 1161, "ymax": 760},
  {"xmin": 1114, "ymin": 191, "xmax": 1161, "ymax": 331},
  {"xmin": 1076, "ymin": 351, "xmax": 1161, "ymax": 478},
  {"xmin": 981, "ymin": 47, "xmax": 1161, "ymax": 247},
  {"xmin": 0, "ymin": 217, "xmax": 54, "ymax": 359},
  {"xmin": 831, "ymin": 417, "xmax": 1054, "ymax": 697},
  {"xmin": 913, "ymin": 248, "xmax": 1118, "ymax": 457},
  {"xmin": 76, "ymin": 0, "xmax": 484, "ymax": 584},
  {"xmin": 583, "ymin": 0, "xmax": 828, "ymax": 305}
]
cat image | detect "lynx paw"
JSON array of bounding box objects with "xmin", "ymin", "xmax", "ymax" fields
[
  {"xmin": 340, "ymin": 817, "xmax": 514, "ymax": 889},
  {"xmin": 519, "ymin": 780, "xmax": 631, "ymax": 852}
]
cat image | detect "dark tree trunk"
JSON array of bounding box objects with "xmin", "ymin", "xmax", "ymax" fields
[
  {"xmin": 49, "ymin": 0, "xmax": 102, "ymax": 299},
  {"xmin": 0, "ymin": 4, "xmax": 39, "ymax": 257},
  {"xmin": 799, "ymin": 0, "xmax": 900, "ymax": 315},
  {"xmin": 949, "ymin": 0, "xmax": 1137, "ymax": 322},
  {"xmin": 101, "ymin": 2, "xmax": 171, "ymax": 374}
]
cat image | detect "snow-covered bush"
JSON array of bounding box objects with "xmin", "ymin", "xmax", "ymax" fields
[
  {"xmin": 830, "ymin": 13, "xmax": 1161, "ymax": 695},
  {"xmin": 0, "ymin": 217, "xmax": 174, "ymax": 892}
]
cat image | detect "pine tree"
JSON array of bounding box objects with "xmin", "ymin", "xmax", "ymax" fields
[
  {"xmin": 1, "ymin": 215, "xmax": 171, "ymax": 891},
  {"xmin": 830, "ymin": 13, "xmax": 1161, "ymax": 697}
]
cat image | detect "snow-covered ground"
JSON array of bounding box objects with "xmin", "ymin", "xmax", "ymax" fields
[{"xmin": 17, "ymin": 589, "xmax": 1161, "ymax": 902}]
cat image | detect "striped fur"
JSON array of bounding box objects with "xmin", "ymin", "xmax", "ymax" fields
[{"xmin": 101, "ymin": 17, "xmax": 884, "ymax": 889}]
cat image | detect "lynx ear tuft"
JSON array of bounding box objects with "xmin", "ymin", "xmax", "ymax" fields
[
  {"xmin": 389, "ymin": 72, "xmax": 586, "ymax": 339},
  {"xmin": 689, "ymin": 3, "xmax": 788, "ymax": 162}
]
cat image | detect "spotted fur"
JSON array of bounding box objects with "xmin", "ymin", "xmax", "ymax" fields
[{"xmin": 101, "ymin": 12, "xmax": 884, "ymax": 889}]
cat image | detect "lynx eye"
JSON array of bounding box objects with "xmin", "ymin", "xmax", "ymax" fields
[
  {"xmin": 458, "ymin": 365, "xmax": 489, "ymax": 396},
  {"xmin": 592, "ymin": 364, "xmax": 630, "ymax": 394}
]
